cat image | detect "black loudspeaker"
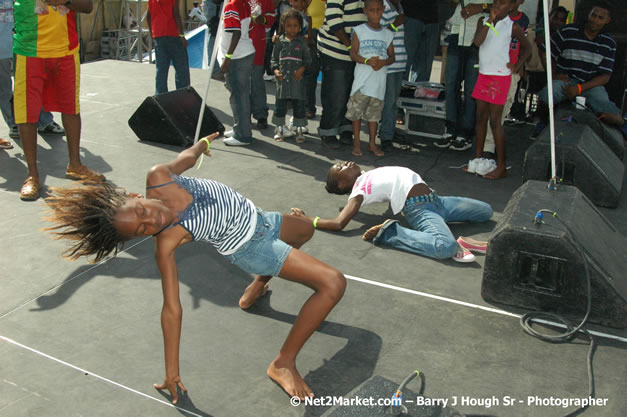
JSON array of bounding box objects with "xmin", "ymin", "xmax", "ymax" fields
[
  {"xmin": 522, "ymin": 120, "xmax": 624, "ymax": 208},
  {"xmin": 482, "ymin": 180, "xmax": 627, "ymax": 328},
  {"xmin": 555, "ymin": 105, "xmax": 625, "ymax": 160},
  {"xmin": 128, "ymin": 87, "xmax": 225, "ymax": 147}
]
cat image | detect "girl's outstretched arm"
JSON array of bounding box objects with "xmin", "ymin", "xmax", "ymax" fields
[
  {"xmin": 290, "ymin": 195, "xmax": 364, "ymax": 231},
  {"xmin": 150, "ymin": 132, "xmax": 219, "ymax": 179}
]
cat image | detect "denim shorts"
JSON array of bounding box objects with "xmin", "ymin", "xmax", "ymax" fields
[{"xmin": 224, "ymin": 209, "xmax": 292, "ymax": 277}]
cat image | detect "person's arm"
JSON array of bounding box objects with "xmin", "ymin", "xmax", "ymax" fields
[
  {"xmin": 153, "ymin": 240, "xmax": 187, "ymax": 405},
  {"xmin": 473, "ymin": 16, "xmax": 489, "ymax": 47},
  {"xmin": 271, "ymin": 40, "xmax": 284, "ymax": 80},
  {"xmin": 147, "ymin": 9, "xmax": 152, "ymax": 37},
  {"xmin": 326, "ymin": 0, "xmax": 351, "ymax": 49},
  {"xmin": 148, "ymin": 133, "xmax": 218, "ymax": 178},
  {"xmin": 511, "ymin": 23, "xmax": 531, "ymax": 75},
  {"xmin": 291, "ymin": 195, "xmax": 364, "ymax": 231},
  {"xmin": 294, "ymin": 38, "xmax": 312, "ymax": 80},
  {"xmin": 461, "ymin": 2, "xmax": 490, "ymax": 19},
  {"xmin": 562, "ymin": 73, "xmax": 611, "ymax": 100},
  {"xmin": 173, "ymin": 0, "xmax": 188, "ymax": 48},
  {"xmin": 48, "ymin": 0, "xmax": 93, "ymax": 13},
  {"xmin": 220, "ymin": 30, "xmax": 241, "ymax": 73}
]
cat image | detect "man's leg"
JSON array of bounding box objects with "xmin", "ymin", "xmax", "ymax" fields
[
  {"xmin": 250, "ymin": 64, "xmax": 269, "ymax": 123},
  {"xmin": 170, "ymin": 37, "xmax": 191, "ymax": 90},
  {"xmin": 304, "ymin": 30, "xmax": 320, "ymax": 117},
  {"xmin": 318, "ymin": 54, "xmax": 354, "ymax": 140},
  {"xmin": 460, "ymin": 45, "xmax": 479, "ymax": 140},
  {"xmin": 225, "ymin": 54, "xmax": 254, "ymax": 142},
  {"xmin": 414, "ymin": 21, "xmax": 440, "ymax": 82},
  {"xmin": 403, "ymin": 16, "xmax": 420, "ymax": 80},
  {"xmin": 444, "ymin": 36, "xmax": 462, "ymax": 136},
  {"xmin": 0, "ymin": 58, "xmax": 15, "ymax": 129},
  {"xmin": 583, "ymin": 86, "xmax": 622, "ymax": 125},
  {"xmin": 154, "ymin": 37, "xmax": 171, "ymax": 94},
  {"xmin": 379, "ymin": 71, "xmax": 403, "ymax": 143}
]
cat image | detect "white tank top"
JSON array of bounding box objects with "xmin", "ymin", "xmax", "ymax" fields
[{"xmin": 478, "ymin": 17, "xmax": 514, "ymax": 76}]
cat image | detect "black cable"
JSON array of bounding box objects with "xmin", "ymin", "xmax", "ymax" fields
[
  {"xmin": 520, "ymin": 209, "xmax": 596, "ymax": 417},
  {"xmin": 421, "ymin": 141, "xmax": 451, "ymax": 180}
]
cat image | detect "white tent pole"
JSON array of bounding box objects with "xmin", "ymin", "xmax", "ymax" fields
[
  {"xmin": 194, "ymin": 1, "xmax": 227, "ymax": 144},
  {"xmin": 542, "ymin": 0, "xmax": 557, "ymax": 183}
]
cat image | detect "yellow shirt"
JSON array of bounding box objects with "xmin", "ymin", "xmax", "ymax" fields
[{"xmin": 307, "ymin": 0, "xmax": 326, "ymax": 30}]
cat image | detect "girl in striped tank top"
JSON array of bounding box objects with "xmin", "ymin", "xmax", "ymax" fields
[{"xmin": 44, "ymin": 132, "xmax": 345, "ymax": 402}]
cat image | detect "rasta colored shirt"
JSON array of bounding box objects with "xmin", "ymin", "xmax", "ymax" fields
[{"xmin": 13, "ymin": 0, "xmax": 79, "ymax": 58}]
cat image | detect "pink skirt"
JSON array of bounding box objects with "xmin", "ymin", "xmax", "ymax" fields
[{"xmin": 472, "ymin": 73, "xmax": 511, "ymax": 105}]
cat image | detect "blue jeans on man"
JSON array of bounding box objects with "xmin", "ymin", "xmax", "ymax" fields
[
  {"xmin": 318, "ymin": 54, "xmax": 355, "ymax": 138},
  {"xmin": 404, "ymin": 16, "xmax": 440, "ymax": 82},
  {"xmin": 538, "ymin": 79, "xmax": 621, "ymax": 115},
  {"xmin": 373, "ymin": 194, "xmax": 493, "ymax": 259},
  {"xmin": 304, "ymin": 30, "xmax": 321, "ymax": 116},
  {"xmin": 154, "ymin": 36, "xmax": 191, "ymax": 95},
  {"xmin": 379, "ymin": 71, "xmax": 404, "ymax": 142},
  {"xmin": 250, "ymin": 64, "xmax": 269, "ymax": 122},
  {"xmin": 225, "ymin": 53, "xmax": 255, "ymax": 143},
  {"xmin": 444, "ymin": 35, "xmax": 478, "ymax": 138}
]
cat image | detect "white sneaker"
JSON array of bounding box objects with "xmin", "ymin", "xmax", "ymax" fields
[
  {"xmin": 466, "ymin": 158, "xmax": 484, "ymax": 174},
  {"xmin": 223, "ymin": 130, "xmax": 234, "ymax": 137},
  {"xmin": 475, "ymin": 158, "xmax": 497, "ymax": 176},
  {"xmin": 295, "ymin": 127, "xmax": 305, "ymax": 143},
  {"xmin": 274, "ymin": 126, "xmax": 284, "ymax": 141},
  {"xmin": 224, "ymin": 137, "xmax": 250, "ymax": 146},
  {"xmin": 453, "ymin": 245, "xmax": 476, "ymax": 263},
  {"xmin": 288, "ymin": 116, "xmax": 308, "ymax": 134},
  {"xmin": 282, "ymin": 125, "xmax": 295, "ymax": 137}
]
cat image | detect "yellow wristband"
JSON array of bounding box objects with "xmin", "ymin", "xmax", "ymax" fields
[
  {"xmin": 313, "ymin": 216, "xmax": 320, "ymax": 229},
  {"xmin": 364, "ymin": 58, "xmax": 369, "ymax": 65},
  {"xmin": 225, "ymin": 53, "xmax": 233, "ymax": 59},
  {"xmin": 390, "ymin": 23, "xmax": 398, "ymax": 32},
  {"xmin": 346, "ymin": 45, "xmax": 352, "ymax": 50},
  {"xmin": 179, "ymin": 34, "xmax": 185, "ymax": 38},
  {"xmin": 200, "ymin": 136, "xmax": 211, "ymax": 151},
  {"xmin": 196, "ymin": 137, "xmax": 211, "ymax": 169}
]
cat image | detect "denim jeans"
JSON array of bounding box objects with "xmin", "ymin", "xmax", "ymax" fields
[
  {"xmin": 538, "ymin": 78, "xmax": 620, "ymax": 115},
  {"xmin": 444, "ymin": 35, "xmax": 479, "ymax": 138},
  {"xmin": 379, "ymin": 71, "xmax": 404, "ymax": 141},
  {"xmin": 225, "ymin": 53, "xmax": 255, "ymax": 143},
  {"xmin": 250, "ymin": 64, "xmax": 269, "ymax": 120},
  {"xmin": 304, "ymin": 30, "xmax": 321, "ymax": 114},
  {"xmin": 318, "ymin": 53, "xmax": 355, "ymax": 137},
  {"xmin": 154, "ymin": 36, "xmax": 191, "ymax": 95},
  {"xmin": 373, "ymin": 194, "xmax": 493, "ymax": 259},
  {"xmin": 404, "ymin": 17, "xmax": 440, "ymax": 82},
  {"xmin": 272, "ymin": 98, "xmax": 306, "ymax": 127},
  {"xmin": 206, "ymin": 33, "xmax": 222, "ymax": 74}
]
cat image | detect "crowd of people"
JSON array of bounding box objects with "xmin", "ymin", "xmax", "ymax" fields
[{"xmin": 0, "ymin": 0, "xmax": 625, "ymax": 404}]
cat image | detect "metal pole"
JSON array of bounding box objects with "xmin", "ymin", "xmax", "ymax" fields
[{"xmin": 542, "ymin": 0, "xmax": 557, "ymax": 183}]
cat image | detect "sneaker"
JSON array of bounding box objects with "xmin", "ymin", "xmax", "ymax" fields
[
  {"xmin": 449, "ymin": 137, "xmax": 472, "ymax": 151},
  {"xmin": 223, "ymin": 130, "xmax": 234, "ymax": 137},
  {"xmin": 38, "ymin": 121, "xmax": 65, "ymax": 134},
  {"xmin": 530, "ymin": 122, "xmax": 546, "ymax": 140},
  {"xmin": 339, "ymin": 131, "xmax": 353, "ymax": 145},
  {"xmin": 466, "ymin": 158, "xmax": 484, "ymax": 174},
  {"xmin": 321, "ymin": 135, "xmax": 340, "ymax": 149},
  {"xmin": 256, "ymin": 118, "xmax": 268, "ymax": 130},
  {"xmin": 475, "ymin": 158, "xmax": 497, "ymax": 176},
  {"xmin": 274, "ymin": 126, "xmax": 284, "ymax": 141},
  {"xmin": 263, "ymin": 73, "xmax": 275, "ymax": 81},
  {"xmin": 295, "ymin": 127, "xmax": 305, "ymax": 143},
  {"xmin": 434, "ymin": 132, "xmax": 453, "ymax": 148},
  {"xmin": 9, "ymin": 125, "xmax": 19, "ymax": 139},
  {"xmin": 453, "ymin": 245, "xmax": 476, "ymax": 263},
  {"xmin": 457, "ymin": 236, "xmax": 487, "ymax": 254},
  {"xmin": 282, "ymin": 125, "xmax": 295, "ymax": 137},
  {"xmin": 66, "ymin": 164, "xmax": 105, "ymax": 182},
  {"xmin": 380, "ymin": 141, "xmax": 394, "ymax": 152},
  {"xmin": 224, "ymin": 137, "xmax": 251, "ymax": 146},
  {"xmin": 288, "ymin": 116, "xmax": 308, "ymax": 134}
]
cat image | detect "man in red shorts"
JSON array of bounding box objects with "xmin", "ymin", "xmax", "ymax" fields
[{"xmin": 13, "ymin": 0, "xmax": 105, "ymax": 200}]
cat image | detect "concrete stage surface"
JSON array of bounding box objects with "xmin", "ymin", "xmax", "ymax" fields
[{"xmin": 1, "ymin": 60, "xmax": 626, "ymax": 417}]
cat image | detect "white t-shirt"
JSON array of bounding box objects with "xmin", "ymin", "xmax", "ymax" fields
[
  {"xmin": 348, "ymin": 167, "xmax": 426, "ymax": 214},
  {"xmin": 350, "ymin": 23, "xmax": 394, "ymax": 100},
  {"xmin": 478, "ymin": 17, "xmax": 514, "ymax": 75}
]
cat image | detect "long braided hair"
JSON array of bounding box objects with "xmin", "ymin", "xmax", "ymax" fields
[{"xmin": 44, "ymin": 182, "xmax": 130, "ymax": 263}]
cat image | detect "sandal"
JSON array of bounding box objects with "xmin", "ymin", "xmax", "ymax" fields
[
  {"xmin": 0, "ymin": 138, "xmax": 13, "ymax": 149},
  {"xmin": 20, "ymin": 176, "xmax": 40, "ymax": 201}
]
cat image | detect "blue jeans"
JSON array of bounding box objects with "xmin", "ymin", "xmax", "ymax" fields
[
  {"xmin": 304, "ymin": 30, "xmax": 321, "ymax": 114},
  {"xmin": 373, "ymin": 194, "xmax": 493, "ymax": 259},
  {"xmin": 250, "ymin": 64, "xmax": 268, "ymax": 120},
  {"xmin": 404, "ymin": 17, "xmax": 440, "ymax": 82},
  {"xmin": 379, "ymin": 71, "xmax": 404, "ymax": 141},
  {"xmin": 538, "ymin": 79, "xmax": 620, "ymax": 115},
  {"xmin": 444, "ymin": 35, "xmax": 479, "ymax": 138},
  {"xmin": 154, "ymin": 36, "xmax": 191, "ymax": 95},
  {"xmin": 318, "ymin": 53, "xmax": 355, "ymax": 137},
  {"xmin": 225, "ymin": 53, "xmax": 254, "ymax": 143}
]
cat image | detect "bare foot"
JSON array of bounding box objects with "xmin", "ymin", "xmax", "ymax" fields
[
  {"xmin": 239, "ymin": 281, "xmax": 269, "ymax": 309},
  {"xmin": 368, "ymin": 146, "xmax": 384, "ymax": 157},
  {"xmin": 483, "ymin": 167, "xmax": 507, "ymax": 180},
  {"xmin": 267, "ymin": 358, "xmax": 313, "ymax": 400},
  {"xmin": 351, "ymin": 147, "xmax": 363, "ymax": 157},
  {"xmin": 362, "ymin": 219, "xmax": 394, "ymax": 241}
]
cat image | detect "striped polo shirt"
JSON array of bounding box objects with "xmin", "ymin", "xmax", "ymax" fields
[
  {"xmin": 551, "ymin": 24, "xmax": 616, "ymax": 83},
  {"xmin": 380, "ymin": 0, "xmax": 406, "ymax": 74},
  {"xmin": 172, "ymin": 175, "xmax": 257, "ymax": 255},
  {"xmin": 13, "ymin": 0, "xmax": 79, "ymax": 58},
  {"xmin": 318, "ymin": 0, "xmax": 366, "ymax": 62}
]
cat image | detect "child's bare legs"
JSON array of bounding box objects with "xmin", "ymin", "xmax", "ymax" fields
[
  {"xmin": 473, "ymin": 100, "xmax": 490, "ymax": 160},
  {"xmin": 367, "ymin": 121, "xmax": 383, "ymax": 156},
  {"xmin": 483, "ymin": 103, "xmax": 507, "ymax": 179},
  {"xmin": 268, "ymin": 248, "xmax": 346, "ymax": 399},
  {"xmin": 239, "ymin": 214, "xmax": 315, "ymax": 309},
  {"xmin": 351, "ymin": 120, "xmax": 362, "ymax": 156}
]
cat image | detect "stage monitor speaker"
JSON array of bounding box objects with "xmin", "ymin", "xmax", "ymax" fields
[
  {"xmin": 555, "ymin": 105, "xmax": 625, "ymax": 160},
  {"xmin": 322, "ymin": 375, "xmax": 462, "ymax": 417},
  {"xmin": 482, "ymin": 180, "xmax": 627, "ymax": 328},
  {"xmin": 128, "ymin": 87, "xmax": 225, "ymax": 147},
  {"xmin": 522, "ymin": 121, "xmax": 624, "ymax": 208}
]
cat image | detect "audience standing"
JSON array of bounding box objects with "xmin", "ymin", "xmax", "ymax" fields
[
  {"xmin": 401, "ymin": 0, "xmax": 439, "ymax": 82},
  {"xmin": 304, "ymin": 0, "xmax": 325, "ymax": 119}
]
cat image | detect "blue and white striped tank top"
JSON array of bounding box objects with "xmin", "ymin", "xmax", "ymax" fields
[{"xmin": 148, "ymin": 175, "xmax": 257, "ymax": 255}]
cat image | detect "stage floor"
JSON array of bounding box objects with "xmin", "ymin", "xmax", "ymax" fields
[{"xmin": 1, "ymin": 60, "xmax": 626, "ymax": 417}]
